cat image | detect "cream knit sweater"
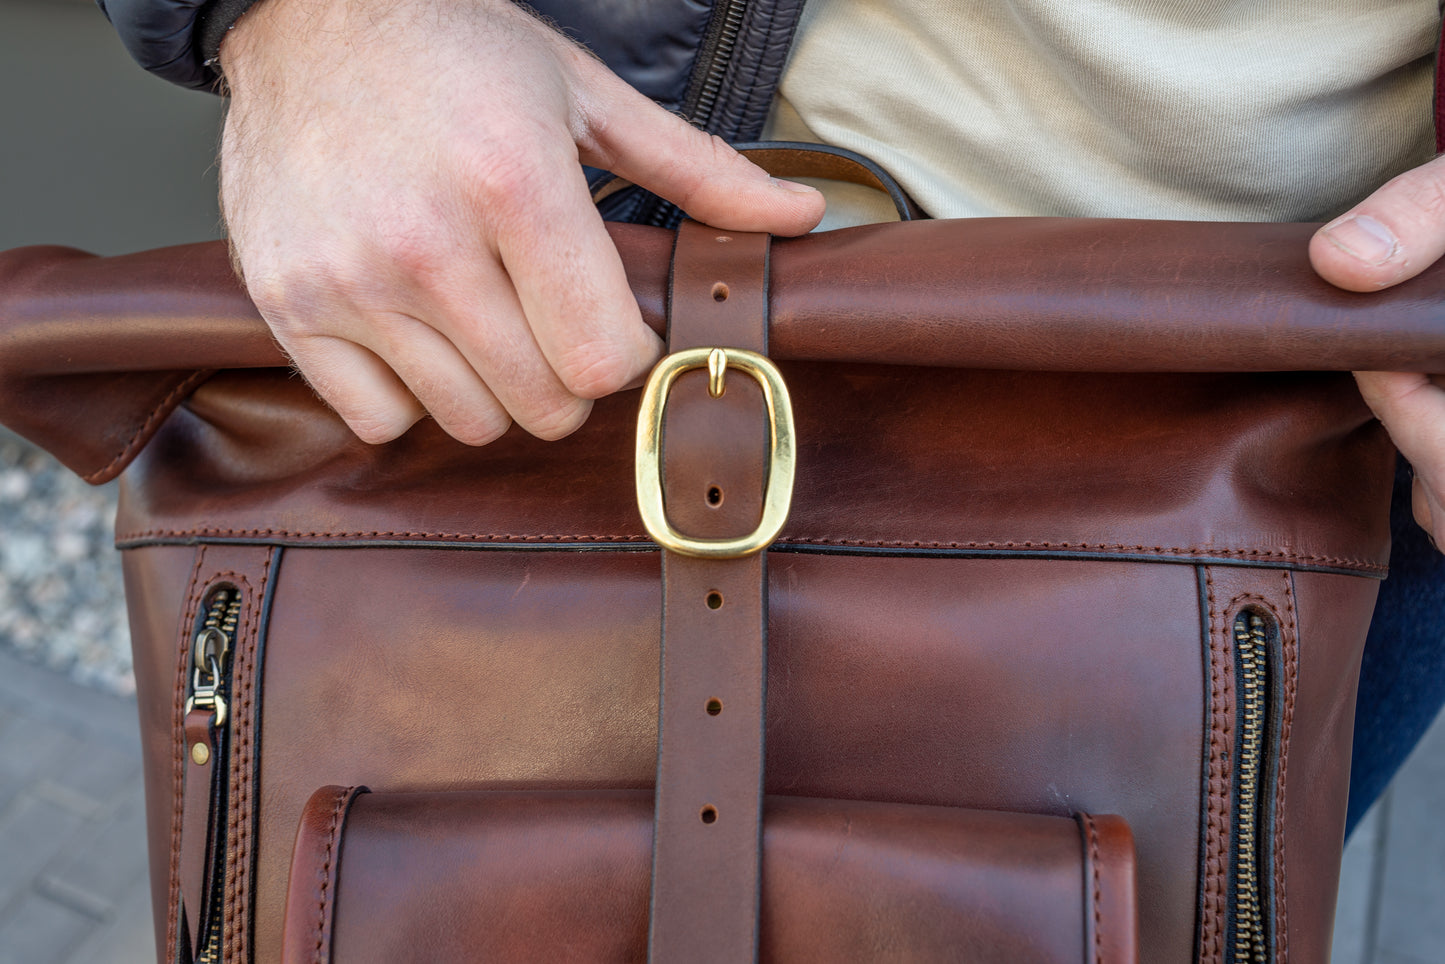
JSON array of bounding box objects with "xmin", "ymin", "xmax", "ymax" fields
[{"xmin": 766, "ymin": 0, "xmax": 1440, "ymax": 228}]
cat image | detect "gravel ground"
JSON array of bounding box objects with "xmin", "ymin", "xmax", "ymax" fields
[{"xmin": 0, "ymin": 428, "xmax": 132, "ymax": 695}]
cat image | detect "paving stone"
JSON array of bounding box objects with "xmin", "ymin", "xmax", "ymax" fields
[
  {"xmin": 0, "ymin": 714, "xmax": 71, "ymax": 814},
  {"xmin": 0, "ymin": 650, "xmax": 140, "ymax": 754},
  {"xmin": 0, "ymin": 891, "xmax": 89, "ymax": 964},
  {"xmin": 1372, "ymin": 708, "xmax": 1445, "ymax": 964},
  {"xmin": 1373, "ymin": 950, "xmax": 1442, "ymax": 964},
  {"xmin": 0, "ymin": 792, "xmax": 89, "ymax": 912},
  {"xmin": 38, "ymin": 778, "xmax": 148, "ymax": 920},
  {"xmin": 34, "ymin": 729, "xmax": 142, "ymax": 811},
  {"xmin": 63, "ymin": 875, "xmax": 156, "ymax": 964}
]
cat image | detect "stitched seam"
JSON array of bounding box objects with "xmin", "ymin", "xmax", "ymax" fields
[
  {"xmin": 1223, "ymin": 586, "xmax": 1295, "ymax": 964},
  {"xmin": 221, "ymin": 553, "xmax": 268, "ymax": 961},
  {"xmin": 1273, "ymin": 571, "xmax": 1299, "ymax": 964},
  {"xmin": 314, "ymin": 788, "xmax": 350, "ymax": 964},
  {"xmin": 80, "ymin": 370, "xmax": 211, "ymax": 484},
  {"xmin": 1200, "ymin": 567, "xmax": 1231, "ymax": 964},
  {"xmin": 1086, "ymin": 814, "xmax": 1102, "ymax": 964},
  {"xmin": 167, "ymin": 546, "xmax": 209, "ymax": 964},
  {"xmin": 112, "ymin": 527, "xmax": 1388, "ymax": 572}
]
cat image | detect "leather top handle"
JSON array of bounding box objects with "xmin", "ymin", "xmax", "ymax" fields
[{"xmin": 591, "ymin": 141, "xmax": 922, "ymax": 222}]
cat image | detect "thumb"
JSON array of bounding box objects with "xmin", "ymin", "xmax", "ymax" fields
[
  {"xmin": 575, "ymin": 65, "xmax": 825, "ymax": 236},
  {"xmin": 1310, "ymin": 154, "xmax": 1445, "ymax": 292}
]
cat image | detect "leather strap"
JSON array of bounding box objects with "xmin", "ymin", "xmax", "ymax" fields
[
  {"xmin": 179, "ymin": 707, "xmax": 223, "ymax": 961},
  {"xmin": 648, "ymin": 220, "xmax": 772, "ymax": 962}
]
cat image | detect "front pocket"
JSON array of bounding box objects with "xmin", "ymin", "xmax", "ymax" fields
[{"xmin": 280, "ymin": 788, "xmax": 1138, "ymax": 963}]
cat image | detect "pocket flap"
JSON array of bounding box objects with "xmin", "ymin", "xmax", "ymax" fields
[{"xmin": 282, "ymin": 787, "xmax": 1137, "ymax": 963}]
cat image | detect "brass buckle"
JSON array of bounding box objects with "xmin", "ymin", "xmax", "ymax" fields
[{"xmin": 635, "ymin": 347, "xmax": 796, "ymax": 559}]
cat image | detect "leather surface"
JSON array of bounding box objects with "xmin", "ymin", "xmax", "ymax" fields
[
  {"xmin": 5, "ymin": 219, "xmax": 1445, "ymax": 483},
  {"xmin": 1081, "ymin": 813, "xmax": 1141, "ymax": 964},
  {"xmin": 179, "ymin": 706, "xmax": 219, "ymax": 960},
  {"xmin": 650, "ymin": 224, "xmax": 771, "ymax": 961},
  {"xmin": 151, "ymin": 544, "xmax": 274, "ymax": 964},
  {"xmin": 279, "ymin": 785, "xmax": 361, "ymax": 964},
  {"xmin": 212, "ymin": 549, "xmax": 1205, "ymax": 962},
  {"xmin": 121, "ymin": 545, "xmax": 199, "ymax": 962},
  {"xmin": 1279, "ymin": 571, "xmax": 1379, "ymax": 963},
  {"xmin": 112, "ymin": 365, "xmax": 1396, "ymax": 574},
  {"xmin": 281, "ymin": 788, "xmax": 1137, "ymax": 963}
]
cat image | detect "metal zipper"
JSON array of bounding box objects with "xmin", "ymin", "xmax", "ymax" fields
[
  {"xmin": 638, "ymin": 0, "xmax": 751, "ymax": 227},
  {"xmin": 1230, "ymin": 611, "xmax": 1273, "ymax": 963},
  {"xmin": 185, "ymin": 586, "xmax": 242, "ymax": 964}
]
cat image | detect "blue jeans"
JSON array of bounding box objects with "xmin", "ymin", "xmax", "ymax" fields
[{"xmin": 1346, "ymin": 457, "xmax": 1445, "ymax": 835}]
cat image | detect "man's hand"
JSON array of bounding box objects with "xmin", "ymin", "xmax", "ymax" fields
[
  {"xmin": 1310, "ymin": 155, "xmax": 1445, "ymax": 548},
  {"xmin": 219, "ymin": 0, "xmax": 824, "ymax": 445}
]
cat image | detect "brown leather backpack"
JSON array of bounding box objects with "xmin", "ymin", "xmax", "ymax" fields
[{"xmin": 3, "ymin": 202, "xmax": 1442, "ymax": 961}]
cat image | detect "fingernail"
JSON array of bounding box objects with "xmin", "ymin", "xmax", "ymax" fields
[
  {"xmin": 1323, "ymin": 215, "xmax": 1398, "ymax": 265},
  {"xmin": 771, "ymin": 177, "xmax": 818, "ymax": 194}
]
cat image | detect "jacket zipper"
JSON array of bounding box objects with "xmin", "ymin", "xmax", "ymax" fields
[
  {"xmin": 185, "ymin": 586, "xmax": 242, "ymax": 964},
  {"xmin": 639, "ymin": 0, "xmax": 751, "ymax": 227},
  {"xmin": 1230, "ymin": 611, "xmax": 1274, "ymax": 963}
]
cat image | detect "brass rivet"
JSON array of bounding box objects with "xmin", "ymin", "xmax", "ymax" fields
[{"xmin": 191, "ymin": 742, "xmax": 210, "ymax": 766}]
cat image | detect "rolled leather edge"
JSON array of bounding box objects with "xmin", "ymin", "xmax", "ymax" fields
[
  {"xmin": 1080, "ymin": 813, "xmax": 1140, "ymax": 964},
  {"xmin": 279, "ymin": 786, "xmax": 365, "ymax": 964},
  {"xmin": 4, "ymin": 218, "xmax": 1444, "ymax": 482}
]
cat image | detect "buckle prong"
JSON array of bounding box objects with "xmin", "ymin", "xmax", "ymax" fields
[{"xmin": 707, "ymin": 348, "xmax": 728, "ymax": 398}]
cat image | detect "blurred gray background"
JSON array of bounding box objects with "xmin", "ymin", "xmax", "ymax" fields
[
  {"xmin": 0, "ymin": 1, "xmax": 1441, "ymax": 962},
  {"xmin": 0, "ymin": 0, "xmax": 223, "ymax": 254}
]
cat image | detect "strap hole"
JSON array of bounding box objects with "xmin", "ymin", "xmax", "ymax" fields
[
  {"xmin": 711, "ymin": 282, "xmax": 730, "ymax": 302},
  {"xmin": 700, "ymin": 805, "xmax": 718, "ymax": 824},
  {"xmin": 706, "ymin": 698, "xmax": 723, "ymax": 716},
  {"xmin": 706, "ymin": 591, "xmax": 724, "ymax": 610},
  {"xmin": 706, "ymin": 485, "xmax": 723, "ymax": 506}
]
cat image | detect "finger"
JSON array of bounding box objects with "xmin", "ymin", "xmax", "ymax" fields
[
  {"xmin": 573, "ymin": 62, "xmax": 826, "ymax": 236},
  {"xmin": 404, "ymin": 234, "xmax": 604, "ymax": 438},
  {"xmin": 492, "ymin": 160, "xmax": 665, "ymax": 402},
  {"xmin": 355, "ymin": 311, "xmax": 519, "ymax": 446},
  {"xmin": 1355, "ymin": 370, "xmax": 1445, "ymax": 550},
  {"xmin": 1410, "ymin": 474, "xmax": 1444, "ymax": 548},
  {"xmin": 1311, "ymin": 154, "xmax": 1445, "ymax": 292},
  {"xmin": 282, "ymin": 334, "xmax": 426, "ymax": 444}
]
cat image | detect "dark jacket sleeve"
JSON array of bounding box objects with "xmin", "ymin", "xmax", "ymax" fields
[{"xmin": 96, "ymin": 0, "xmax": 258, "ymax": 90}]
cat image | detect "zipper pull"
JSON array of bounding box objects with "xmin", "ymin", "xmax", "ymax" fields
[{"xmin": 184, "ymin": 591, "xmax": 239, "ymax": 731}]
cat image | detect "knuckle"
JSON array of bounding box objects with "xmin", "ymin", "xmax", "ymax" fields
[
  {"xmin": 342, "ymin": 408, "xmax": 415, "ymax": 445},
  {"xmin": 375, "ymin": 228, "xmax": 443, "ymax": 285},
  {"xmin": 460, "ymin": 145, "xmax": 546, "ymax": 211},
  {"xmin": 242, "ymin": 249, "xmax": 377, "ymax": 328},
  {"xmin": 1394, "ymin": 165, "xmax": 1445, "ymax": 223},
  {"xmin": 554, "ymin": 342, "xmax": 639, "ymax": 399},
  {"xmin": 520, "ymin": 397, "xmax": 591, "ymax": 441},
  {"xmin": 239, "ymin": 268, "xmax": 294, "ymax": 320},
  {"xmin": 440, "ymin": 410, "xmax": 513, "ymax": 447}
]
